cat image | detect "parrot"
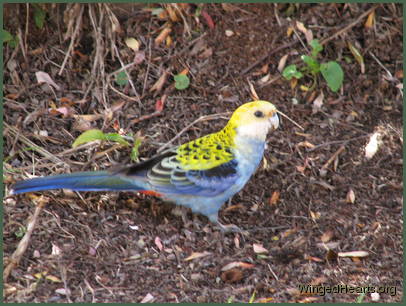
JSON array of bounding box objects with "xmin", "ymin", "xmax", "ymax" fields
[{"xmin": 10, "ymin": 100, "xmax": 279, "ymax": 232}]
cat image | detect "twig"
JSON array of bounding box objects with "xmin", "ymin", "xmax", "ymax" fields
[
  {"xmin": 157, "ymin": 112, "xmax": 231, "ymax": 153},
  {"xmin": 277, "ymin": 110, "xmax": 304, "ymax": 130},
  {"xmin": 320, "ymin": 145, "xmax": 345, "ymax": 174},
  {"xmin": 320, "ymin": 4, "xmax": 380, "ymax": 45},
  {"xmin": 129, "ymin": 111, "xmax": 163, "ymax": 126},
  {"xmin": 142, "ymin": 21, "xmax": 153, "ymax": 97},
  {"xmin": 243, "ymin": 4, "xmax": 380, "ymax": 76},
  {"xmin": 3, "ymin": 197, "xmax": 47, "ymax": 282},
  {"xmin": 368, "ymin": 51, "xmax": 396, "ymax": 80},
  {"xmin": 167, "ymin": 32, "xmax": 208, "ymax": 61},
  {"xmin": 268, "ymin": 264, "xmax": 279, "ymax": 281},
  {"xmin": 309, "ymin": 135, "xmax": 370, "ymax": 151},
  {"xmin": 58, "ymin": 5, "xmax": 84, "ymax": 75},
  {"xmin": 108, "ymin": 83, "xmax": 141, "ymax": 103},
  {"xmin": 113, "ymin": 44, "xmax": 142, "ymax": 105},
  {"xmin": 4, "ymin": 122, "xmax": 68, "ymax": 167}
]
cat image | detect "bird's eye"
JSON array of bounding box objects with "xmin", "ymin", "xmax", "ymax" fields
[{"xmin": 254, "ymin": 110, "xmax": 264, "ymax": 118}]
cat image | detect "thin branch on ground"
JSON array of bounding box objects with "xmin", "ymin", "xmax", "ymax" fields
[
  {"xmin": 3, "ymin": 197, "xmax": 47, "ymax": 282},
  {"xmin": 58, "ymin": 5, "xmax": 84, "ymax": 75},
  {"xmin": 4, "ymin": 122, "xmax": 69, "ymax": 167},
  {"xmin": 320, "ymin": 4, "xmax": 380, "ymax": 45}
]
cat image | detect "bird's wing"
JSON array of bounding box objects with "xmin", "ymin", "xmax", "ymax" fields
[{"xmin": 115, "ymin": 135, "xmax": 239, "ymax": 196}]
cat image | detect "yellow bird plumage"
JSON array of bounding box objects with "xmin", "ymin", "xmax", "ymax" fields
[{"xmin": 11, "ymin": 101, "xmax": 279, "ymax": 232}]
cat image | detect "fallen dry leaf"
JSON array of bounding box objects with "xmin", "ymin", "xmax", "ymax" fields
[
  {"xmin": 55, "ymin": 288, "xmax": 71, "ymax": 295},
  {"xmin": 35, "ymin": 71, "xmax": 61, "ymax": 90},
  {"xmin": 310, "ymin": 210, "xmax": 321, "ymax": 220},
  {"xmin": 184, "ymin": 251, "xmax": 211, "ymax": 261},
  {"xmin": 154, "ymin": 236, "xmax": 163, "ymax": 251},
  {"xmin": 221, "ymin": 268, "xmax": 243, "ymax": 283},
  {"xmin": 155, "ymin": 27, "xmax": 172, "ymax": 45},
  {"xmin": 166, "ymin": 5, "xmax": 179, "ymax": 22},
  {"xmin": 125, "ymin": 37, "xmax": 140, "ymax": 51},
  {"xmin": 221, "ymin": 261, "xmax": 255, "ymax": 271},
  {"xmin": 365, "ymin": 10, "xmax": 375, "ymax": 28},
  {"xmin": 134, "ymin": 51, "xmax": 146, "ymax": 64},
  {"xmin": 296, "ymin": 21, "xmax": 307, "ymax": 34},
  {"xmin": 286, "ymin": 26, "xmax": 294, "ymax": 37},
  {"xmin": 269, "ymin": 191, "xmax": 280, "ymax": 206},
  {"xmin": 253, "ymin": 243, "xmax": 268, "ymax": 254},
  {"xmin": 149, "ymin": 70, "xmax": 169, "ymax": 93},
  {"xmin": 365, "ymin": 132, "xmax": 380, "ymax": 159},
  {"xmin": 320, "ymin": 230, "xmax": 334, "ymax": 243},
  {"xmin": 346, "ymin": 188, "xmax": 356, "ymax": 204},
  {"xmin": 281, "ymin": 228, "xmax": 297, "ymax": 238},
  {"xmin": 225, "ymin": 29, "xmax": 234, "ymax": 37},
  {"xmin": 297, "ymin": 141, "xmax": 315, "ymax": 149},
  {"xmin": 338, "ymin": 250, "xmax": 369, "ymax": 258},
  {"xmin": 278, "ymin": 54, "xmax": 289, "ymax": 72},
  {"xmin": 140, "ymin": 293, "xmax": 154, "ymax": 303},
  {"xmin": 305, "ymin": 255, "xmax": 323, "ymax": 262},
  {"xmin": 312, "ymin": 91, "xmax": 324, "ymax": 113}
]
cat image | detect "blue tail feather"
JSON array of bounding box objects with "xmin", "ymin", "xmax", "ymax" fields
[{"xmin": 11, "ymin": 171, "xmax": 144, "ymax": 194}]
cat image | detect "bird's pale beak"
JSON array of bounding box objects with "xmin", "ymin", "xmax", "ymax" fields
[{"xmin": 269, "ymin": 113, "xmax": 279, "ymax": 130}]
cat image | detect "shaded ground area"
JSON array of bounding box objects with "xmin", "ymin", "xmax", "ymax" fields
[{"xmin": 3, "ymin": 3, "xmax": 403, "ymax": 302}]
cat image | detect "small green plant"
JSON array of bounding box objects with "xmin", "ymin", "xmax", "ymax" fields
[
  {"xmin": 2, "ymin": 29, "xmax": 19, "ymax": 48},
  {"xmin": 33, "ymin": 4, "xmax": 46, "ymax": 29},
  {"xmin": 15, "ymin": 226, "xmax": 27, "ymax": 238},
  {"xmin": 282, "ymin": 39, "xmax": 344, "ymax": 92},
  {"xmin": 115, "ymin": 70, "xmax": 129, "ymax": 86},
  {"xmin": 72, "ymin": 129, "xmax": 142, "ymax": 162},
  {"xmin": 72, "ymin": 129, "xmax": 130, "ymax": 148},
  {"xmin": 174, "ymin": 73, "xmax": 190, "ymax": 90}
]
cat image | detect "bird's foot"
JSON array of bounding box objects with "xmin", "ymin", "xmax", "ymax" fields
[{"xmin": 215, "ymin": 221, "xmax": 249, "ymax": 236}]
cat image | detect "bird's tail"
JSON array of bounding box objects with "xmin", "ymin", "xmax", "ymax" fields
[{"xmin": 10, "ymin": 171, "xmax": 145, "ymax": 195}]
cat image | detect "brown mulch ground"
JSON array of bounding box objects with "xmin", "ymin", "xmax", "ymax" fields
[{"xmin": 3, "ymin": 3, "xmax": 403, "ymax": 303}]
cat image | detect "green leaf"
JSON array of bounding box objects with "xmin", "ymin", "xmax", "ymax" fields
[
  {"xmin": 72, "ymin": 129, "xmax": 106, "ymax": 148},
  {"xmin": 130, "ymin": 137, "xmax": 143, "ymax": 162},
  {"xmin": 2, "ymin": 29, "xmax": 13, "ymax": 43},
  {"xmin": 174, "ymin": 74, "xmax": 190, "ymax": 90},
  {"xmin": 301, "ymin": 55, "xmax": 320, "ymax": 73},
  {"xmin": 15, "ymin": 226, "xmax": 27, "ymax": 238},
  {"xmin": 310, "ymin": 39, "xmax": 323, "ymax": 57},
  {"xmin": 105, "ymin": 133, "xmax": 130, "ymax": 146},
  {"xmin": 2, "ymin": 29, "xmax": 18, "ymax": 48},
  {"xmin": 34, "ymin": 5, "xmax": 46, "ymax": 29},
  {"xmin": 320, "ymin": 61, "xmax": 344, "ymax": 92},
  {"xmin": 282, "ymin": 64, "xmax": 303, "ymax": 80},
  {"xmin": 115, "ymin": 70, "xmax": 129, "ymax": 86}
]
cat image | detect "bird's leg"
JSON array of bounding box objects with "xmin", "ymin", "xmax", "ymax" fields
[
  {"xmin": 172, "ymin": 206, "xmax": 192, "ymax": 228},
  {"xmin": 208, "ymin": 214, "xmax": 249, "ymax": 235}
]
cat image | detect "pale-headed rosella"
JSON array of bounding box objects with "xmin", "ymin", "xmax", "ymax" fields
[{"xmin": 11, "ymin": 101, "xmax": 279, "ymax": 232}]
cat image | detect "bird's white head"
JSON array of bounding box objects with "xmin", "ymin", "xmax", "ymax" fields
[{"xmin": 226, "ymin": 100, "xmax": 279, "ymax": 141}]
